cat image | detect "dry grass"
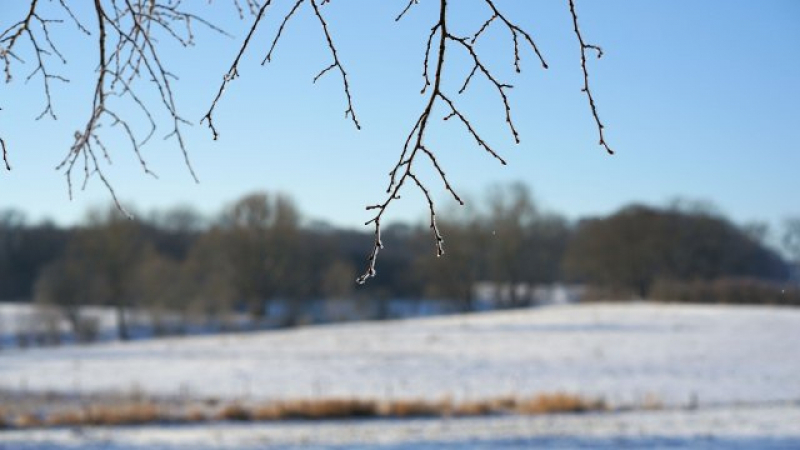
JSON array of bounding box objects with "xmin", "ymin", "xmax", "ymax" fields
[
  {"xmin": 86, "ymin": 403, "xmax": 161, "ymax": 426},
  {"xmin": 183, "ymin": 406, "xmax": 209, "ymax": 423},
  {"xmin": 250, "ymin": 393, "xmax": 604, "ymax": 420},
  {"xmin": 451, "ymin": 400, "xmax": 492, "ymax": 416},
  {"xmin": 47, "ymin": 403, "xmax": 162, "ymax": 427},
  {"xmin": 253, "ymin": 398, "xmax": 379, "ymax": 420},
  {"xmin": 12, "ymin": 413, "xmax": 42, "ymax": 428},
  {"xmin": 45, "ymin": 410, "xmax": 86, "ymax": 427},
  {"xmin": 514, "ymin": 393, "xmax": 606, "ymax": 414},
  {"xmin": 1, "ymin": 392, "xmax": 607, "ymax": 429},
  {"xmin": 215, "ymin": 402, "xmax": 252, "ymax": 421},
  {"xmin": 379, "ymin": 398, "xmax": 451, "ymax": 417}
]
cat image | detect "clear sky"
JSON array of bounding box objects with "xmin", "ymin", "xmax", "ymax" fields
[{"xmin": 1, "ymin": 1, "xmax": 798, "ymax": 232}]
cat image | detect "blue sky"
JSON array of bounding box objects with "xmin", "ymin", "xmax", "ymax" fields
[{"xmin": 1, "ymin": 0, "xmax": 798, "ymax": 232}]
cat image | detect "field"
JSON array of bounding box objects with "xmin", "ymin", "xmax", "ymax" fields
[{"xmin": 1, "ymin": 302, "xmax": 799, "ymax": 449}]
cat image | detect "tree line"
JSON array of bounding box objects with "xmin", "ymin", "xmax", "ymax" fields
[{"xmin": 1, "ymin": 184, "xmax": 797, "ymax": 341}]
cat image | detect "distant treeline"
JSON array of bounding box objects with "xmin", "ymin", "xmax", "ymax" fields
[{"xmin": 0, "ymin": 183, "xmax": 797, "ymax": 340}]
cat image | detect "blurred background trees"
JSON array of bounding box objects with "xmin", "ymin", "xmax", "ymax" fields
[
  {"xmin": 1, "ymin": 183, "xmax": 797, "ymax": 346},
  {"xmin": 0, "ymin": 211, "xmax": 67, "ymax": 301},
  {"xmin": 563, "ymin": 204, "xmax": 789, "ymax": 299}
]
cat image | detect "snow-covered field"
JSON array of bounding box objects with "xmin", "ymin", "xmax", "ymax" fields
[{"xmin": 1, "ymin": 302, "xmax": 799, "ymax": 448}]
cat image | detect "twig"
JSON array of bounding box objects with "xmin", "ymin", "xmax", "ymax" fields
[
  {"xmin": 409, "ymin": 172, "xmax": 444, "ymax": 256},
  {"xmin": 0, "ymin": 0, "xmax": 67, "ymax": 122},
  {"xmin": 0, "ymin": 106, "xmax": 8, "ymax": 170},
  {"xmin": 203, "ymin": 0, "xmax": 360, "ymax": 139},
  {"xmin": 568, "ymin": 0, "xmax": 613, "ymax": 155},
  {"xmin": 448, "ymin": 35, "xmax": 519, "ymax": 143},
  {"xmin": 395, "ymin": 0, "xmax": 419, "ymax": 22},
  {"xmin": 439, "ymin": 93, "xmax": 506, "ymax": 164},
  {"xmin": 262, "ymin": 0, "xmax": 303, "ymax": 64},
  {"xmin": 481, "ymin": 0, "xmax": 547, "ymax": 71},
  {"xmin": 202, "ymin": 0, "xmax": 273, "ymax": 141},
  {"xmin": 420, "ymin": 23, "xmax": 440, "ymax": 94},
  {"xmin": 1, "ymin": 136, "xmax": 8, "ymax": 171},
  {"xmin": 309, "ymin": 0, "xmax": 360, "ymax": 129}
]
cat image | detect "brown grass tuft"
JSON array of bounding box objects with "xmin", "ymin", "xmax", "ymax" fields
[
  {"xmin": 450, "ymin": 400, "xmax": 491, "ymax": 416},
  {"xmin": 514, "ymin": 393, "xmax": 605, "ymax": 414},
  {"xmin": 379, "ymin": 398, "xmax": 450, "ymax": 417},
  {"xmin": 46, "ymin": 409, "xmax": 87, "ymax": 427},
  {"xmin": 488, "ymin": 395, "xmax": 517, "ymax": 412},
  {"xmin": 253, "ymin": 398, "xmax": 378, "ymax": 420},
  {"xmin": 46, "ymin": 402, "xmax": 166, "ymax": 427},
  {"xmin": 183, "ymin": 406, "xmax": 209, "ymax": 423},
  {"xmin": 250, "ymin": 403, "xmax": 283, "ymax": 421},
  {"xmin": 215, "ymin": 402, "xmax": 252, "ymax": 421},
  {"xmin": 13, "ymin": 413, "xmax": 43, "ymax": 428},
  {"xmin": 82, "ymin": 403, "xmax": 162, "ymax": 426}
]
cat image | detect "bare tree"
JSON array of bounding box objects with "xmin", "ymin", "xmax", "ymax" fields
[
  {"xmin": 2, "ymin": 0, "xmax": 614, "ymax": 282},
  {"xmin": 218, "ymin": 192, "xmax": 302, "ymax": 318}
]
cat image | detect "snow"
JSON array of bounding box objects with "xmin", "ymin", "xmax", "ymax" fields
[
  {"xmin": 1, "ymin": 302, "xmax": 799, "ymax": 448},
  {"xmin": 2, "ymin": 303, "xmax": 798, "ymax": 408}
]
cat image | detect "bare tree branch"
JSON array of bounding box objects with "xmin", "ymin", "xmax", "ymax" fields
[
  {"xmin": 481, "ymin": 0, "xmax": 548, "ymax": 72},
  {"xmin": 202, "ymin": 0, "xmax": 274, "ymax": 141},
  {"xmin": 357, "ymin": 0, "xmax": 450, "ymax": 285},
  {"xmin": 357, "ymin": 0, "xmax": 552, "ymax": 284},
  {"xmin": 1, "ymin": 136, "xmax": 8, "ymax": 171},
  {"xmin": 224, "ymin": 0, "xmax": 263, "ymax": 19},
  {"xmin": 2, "ymin": 1, "xmax": 615, "ymax": 284},
  {"xmin": 568, "ymin": 0, "xmax": 614, "ymax": 155},
  {"xmin": 0, "ymin": 0, "xmax": 68, "ymax": 122},
  {"xmin": 0, "ymin": 106, "xmax": 8, "ymax": 170},
  {"xmin": 203, "ymin": 0, "xmax": 360, "ymax": 140},
  {"xmin": 439, "ymin": 93, "xmax": 506, "ymax": 164},
  {"xmin": 448, "ymin": 35, "xmax": 519, "ymax": 143},
  {"xmin": 395, "ymin": 0, "xmax": 420, "ymax": 22},
  {"xmin": 3, "ymin": 0, "xmax": 233, "ymax": 208},
  {"xmin": 309, "ymin": 0, "xmax": 360, "ymax": 129},
  {"xmin": 262, "ymin": 0, "xmax": 303, "ymax": 64}
]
